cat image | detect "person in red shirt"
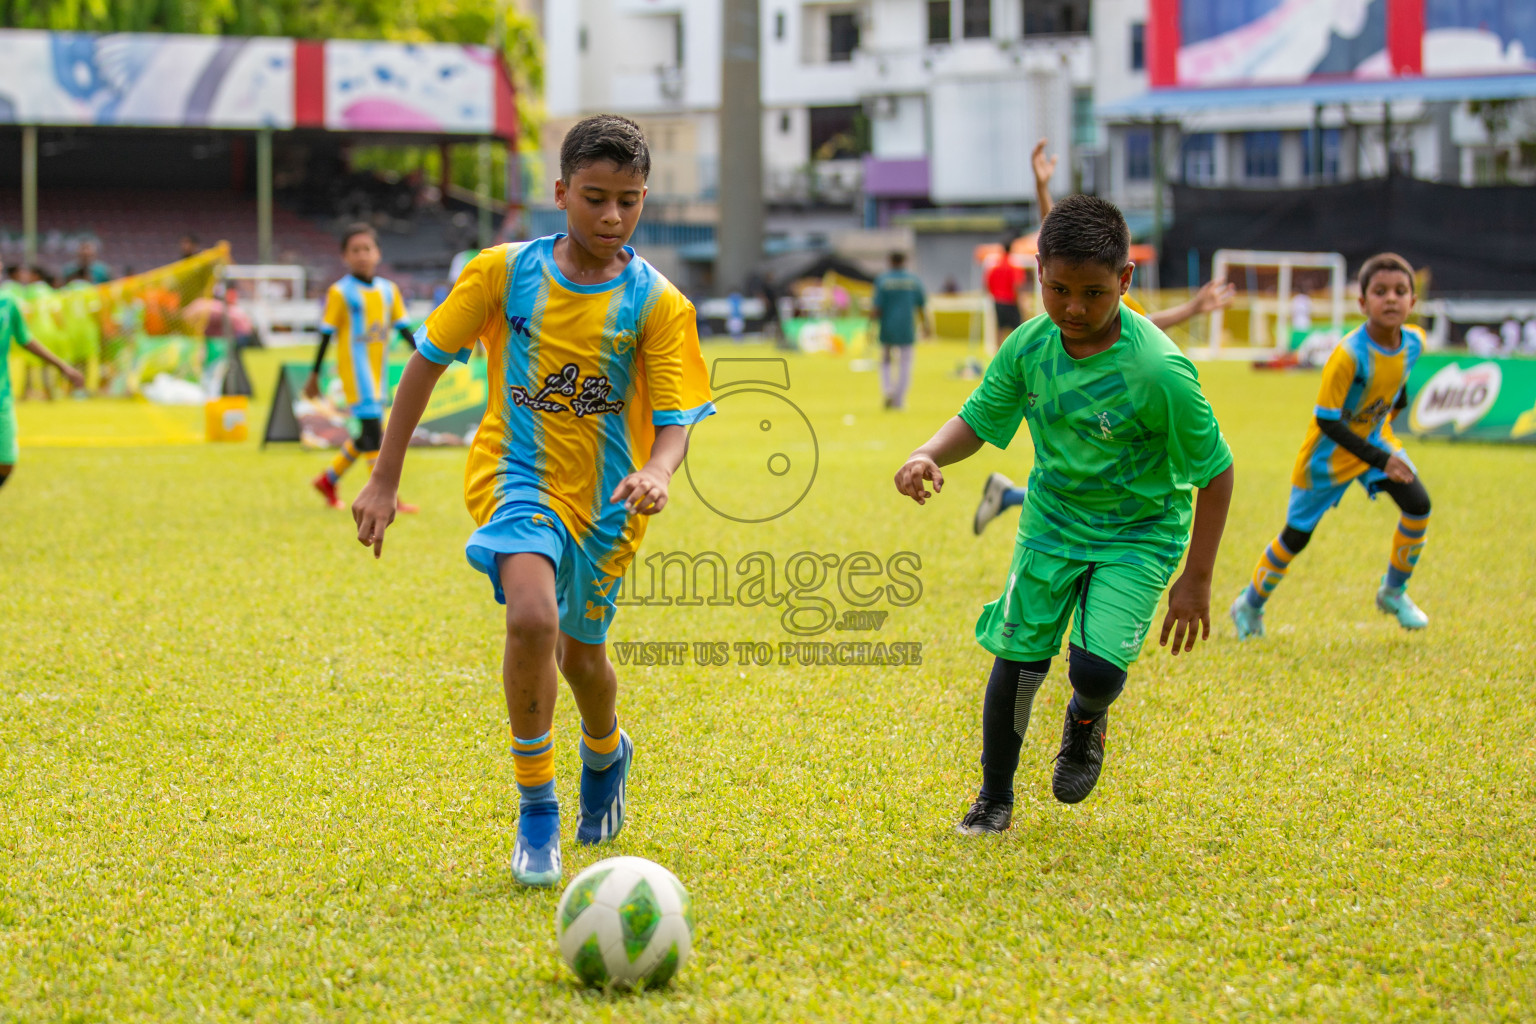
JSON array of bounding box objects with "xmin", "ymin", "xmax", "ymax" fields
[{"xmin": 985, "ymin": 245, "xmax": 1027, "ymax": 351}]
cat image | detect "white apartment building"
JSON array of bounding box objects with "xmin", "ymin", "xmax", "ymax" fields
[
  {"xmin": 539, "ymin": 0, "xmax": 1532, "ymax": 279},
  {"xmin": 542, "ymin": 0, "xmax": 1093, "ymax": 222}
]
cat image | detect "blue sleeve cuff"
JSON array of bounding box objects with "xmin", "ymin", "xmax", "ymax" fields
[
  {"xmin": 318, "ymin": 326, "xmax": 335, "ymax": 336},
  {"xmin": 415, "ymin": 325, "xmax": 470, "ymax": 365},
  {"xmin": 654, "ymin": 401, "xmax": 716, "ymax": 427},
  {"xmin": 1314, "ymin": 406, "xmax": 1343, "ymax": 421}
]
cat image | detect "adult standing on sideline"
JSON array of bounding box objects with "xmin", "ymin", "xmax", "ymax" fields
[
  {"xmin": 62, "ymin": 240, "xmax": 111, "ymax": 285},
  {"xmin": 870, "ymin": 251, "xmax": 929, "ymax": 410}
]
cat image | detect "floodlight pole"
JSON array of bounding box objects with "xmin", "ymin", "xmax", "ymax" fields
[
  {"xmin": 21, "ymin": 125, "xmax": 37, "ymax": 266},
  {"xmin": 256, "ymin": 128, "xmax": 274, "ymax": 265},
  {"xmin": 718, "ymin": 0, "xmax": 764, "ymax": 295}
]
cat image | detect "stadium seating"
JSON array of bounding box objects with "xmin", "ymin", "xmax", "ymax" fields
[{"xmin": 0, "ymin": 189, "xmax": 428, "ymax": 298}]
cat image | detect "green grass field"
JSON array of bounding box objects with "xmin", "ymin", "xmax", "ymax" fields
[{"xmin": 3, "ymin": 344, "xmax": 1534, "ymax": 1022}]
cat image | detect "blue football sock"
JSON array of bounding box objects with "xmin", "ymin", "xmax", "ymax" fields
[{"xmin": 1000, "ymin": 486, "xmax": 1027, "ymax": 510}]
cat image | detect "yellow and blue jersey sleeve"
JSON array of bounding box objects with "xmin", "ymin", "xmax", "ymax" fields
[
  {"xmin": 320, "ymin": 285, "xmax": 349, "ymax": 339},
  {"xmin": 417, "ymin": 250, "xmax": 503, "ymax": 366},
  {"xmin": 1311, "ymin": 345, "xmax": 1360, "ymax": 423},
  {"xmin": 640, "ymin": 287, "xmax": 713, "ymax": 427}
]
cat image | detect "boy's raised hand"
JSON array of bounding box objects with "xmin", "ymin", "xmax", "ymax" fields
[
  {"xmin": 894, "ymin": 454, "xmax": 944, "ymax": 505},
  {"xmin": 612, "ymin": 466, "xmax": 671, "ymax": 515},
  {"xmin": 352, "ymin": 479, "xmax": 398, "ymax": 558},
  {"xmin": 1159, "ymin": 571, "xmax": 1210, "ymax": 656}
]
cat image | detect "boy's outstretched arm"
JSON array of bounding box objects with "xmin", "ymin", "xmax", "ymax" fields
[
  {"xmin": 612, "ymin": 424, "xmax": 687, "ymax": 515},
  {"xmin": 352, "ymin": 351, "xmax": 448, "ymax": 556},
  {"xmin": 895, "ymin": 415, "xmax": 985, "ymax": 505},
  {"xmin": 1161, "ymin": 463, "xmax": 1234, "ymax": 655},
  {"xmin": 22, "ymin": 339, "xmax": 84, "ymax": 389}
]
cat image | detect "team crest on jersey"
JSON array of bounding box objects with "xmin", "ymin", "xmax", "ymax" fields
[
  {"xmin": 610, "ymin": 327, "xmax": 638, "ymax": 356},
  {"xmin": 1097, "ymin": 412, "xmax": 1114, "ymax": 439}
]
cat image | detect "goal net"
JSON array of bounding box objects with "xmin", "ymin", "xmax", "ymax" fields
[{"xmin": 1201, "ymin": 249, "xmax": 1348, "ymax": 363}]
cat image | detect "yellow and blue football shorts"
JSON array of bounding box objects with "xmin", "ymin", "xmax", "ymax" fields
[
  {"xmin": 1285, "ymin": 451, "xmax": 1416, "ymax": 533},
  {"xmin": 465, "ymin": 501, "xmax": 619, "ymax": 644}
]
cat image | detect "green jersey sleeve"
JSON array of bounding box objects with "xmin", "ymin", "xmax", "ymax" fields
[
  {"xmin": 958, "ymin": 332, "xmax": 1027, "ymax": 449},
  {"xmin": 1148, "ymin": 350, "xmax": 1232, "ymax": 487},
  {"xmin": 2, "ymin": 298, "xmax": 30, "ymax": 352}
]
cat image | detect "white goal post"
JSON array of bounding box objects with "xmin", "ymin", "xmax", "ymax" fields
[{"xmin": 1201, "ymin": 249, "xmax": 1348, "ymax": 360}]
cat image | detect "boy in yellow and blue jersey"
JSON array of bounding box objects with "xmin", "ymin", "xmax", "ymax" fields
[
  {"xmin": 351, "ymin": 116, "xmax": 714, "ymax": 887},
  {"xmin": 307, "ymin": 224, "xmax": 420, "ymax": 512},
  {"xmin": 1232, "ymin": 253, "xmax": 1431, "ymax": 637}
]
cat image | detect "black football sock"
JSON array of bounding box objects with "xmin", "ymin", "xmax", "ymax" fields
[{"xmin": 979, "ymin": 656, "xmax": 1051, "ymax": 804}]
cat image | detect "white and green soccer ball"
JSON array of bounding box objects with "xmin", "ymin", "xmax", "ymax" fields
[{"xmin": 555, "ymin": 856, "xmax": 694, "ymax": 988}]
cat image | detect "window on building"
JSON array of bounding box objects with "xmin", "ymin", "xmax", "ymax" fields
[
  {"xmin": 1243, "ymin": 130, "xmax": 1281, "ymax": 180},
  {"xmin": 775, "ymin": 10, "xmax": 786, "ymax": 41},
  {"xmin": 1072, "ymin": 88, "xmax": 1097, "ymax": 148},
  {"xmin": 672, "ymin": 14, "xmax": 685, "ymax": 67},
  {"xmin": 928, "ymin": 1, "xmax": 952, "ymax": 44},
  {"xmin": 1126, "ymin": 128, "xmax": 1152, "ymax": 181},
  {"xmin": 1023, "ymin": 0, "xmax": 1091, "ymax": 35},
  {"xmin": 809, "ymin": 105, "xmax": 867, "ymax": 161},
  {"xmin": 1181, "ymin": 133, "xmax": 1215, "ymax": 184},
  {"xmin": 828, "ymin": 11, "xmax": 860, "ymax": 62},
  {"xmin": 963, "ymin": 0, "xmax": 991, "ymax": 38},
  {"xmin": 1130, "ymin": 22, "xmax": 1145, "ymax": 70},
  {"xmin": 781, "ymin": 112, "xmax": 792, "ymax": 134},
  {"xmin": 578, "ymin": 26, "xmax": 588, "ymax": 52},
  {"xmin": 1304, "ymin": 127, "xmax": 1342, "ymax": 181}
]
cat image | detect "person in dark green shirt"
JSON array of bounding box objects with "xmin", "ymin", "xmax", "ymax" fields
[
  {"xmin": 869, "ymin": 251, "xmax": 928, "ymax": 410},
  {"xmin": 895, "ymin": 195, "xmax": 1234, "ymax": 830}
]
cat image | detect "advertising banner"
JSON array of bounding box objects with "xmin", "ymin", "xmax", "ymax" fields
[
  {"xmin": 1405, "ymin": 353, "xmax": 1536, "ymax": 444},
  {"xmin": 262, "ymin": 359, "xmax": 487, "ymax": 448}
]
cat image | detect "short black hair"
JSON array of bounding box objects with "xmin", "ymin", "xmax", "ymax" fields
[
  {"xmin": 1037, "ymin": 194, "xmax": 1130, "ymax": 273},
  {"xmin": 340, "ymin": 223, "xmax": 377, "ymax": 252},
  {"xmin": 560, "ymin": 114, "xmax": 651, "ymax": 183},
  {"xmin": 1358, "ymin": 252, "xmax": 1415, "ymax": 294},
  {"xmin": 889, "ymin": 251, "xmax": 907, "ymax": 267}
]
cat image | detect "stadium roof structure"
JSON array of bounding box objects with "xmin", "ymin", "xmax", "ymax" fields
[
  {"xmin": 0, "ymin": 29, "xmax": 518, "ymax": 263},
  {"xmin": 1100, "ymin": 73, "xmax": 1536, "ymax": 120}
]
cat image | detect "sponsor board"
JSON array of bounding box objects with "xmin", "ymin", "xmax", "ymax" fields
[{"xmin": 1406, "ymin": 354, "xmax": 1536, "ymax": 444}]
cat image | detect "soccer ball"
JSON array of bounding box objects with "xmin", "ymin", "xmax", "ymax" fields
[{"xmin": 555, "ymin": 857, "xmax": 694, "ymax": 988}]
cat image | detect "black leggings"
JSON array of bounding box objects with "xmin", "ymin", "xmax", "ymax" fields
[
  {"xmin": 354, "ymin": 417, "xmax": 383, "ymax": 453},
  {"xmin": 1283, "ymin": 477, "xmax": 1430, "ymax": 554}
]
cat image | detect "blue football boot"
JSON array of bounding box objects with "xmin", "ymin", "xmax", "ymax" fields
[
  {"xmin": 1376, "ymin": 576, "xmax": 1428, "ymax": 630},
  {"xmin": 577, "ymin": 730, "xmax": 633, "ymax": 846},
  {"xmin": 1230, "ymin": 590, "xmax": 1266, "ymax": 640},
  {"xmin": 510, "ymin": 803, "xmax": 561, "ymax": 887}
]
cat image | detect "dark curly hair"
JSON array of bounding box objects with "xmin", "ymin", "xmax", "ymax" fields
[
  {"xmin": 560, "ymin": 114, "xmax": 652, "ymax": 183},
  {"xmin": 1037, "ymin": 194, "xmax": 1130, "ymax": 273}
]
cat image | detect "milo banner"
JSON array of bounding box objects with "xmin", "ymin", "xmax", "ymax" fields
[
  {"xmin": 262, "ymin": 359, "xmax": 487, "ymax": 448},
  {"xmin": 1405, "ymin": 354, "xmax": 1536, "ymax": 444}
]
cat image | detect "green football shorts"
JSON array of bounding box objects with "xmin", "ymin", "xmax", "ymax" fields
[
  {"xmin": 976, "ymin": 544, "xmax": 1175, "ymax": 669},
  {"xmin": 0, "ymin": 388, "xmax": 17, "ymax": 465}
]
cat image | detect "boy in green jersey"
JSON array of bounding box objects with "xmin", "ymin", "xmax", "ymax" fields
[
  {"xmin": 895, "ymin": 196, "xmax": 1234, "ymax": 828},
  {"xmin": 0, "ymin": 257, "xmax": 86, "ymax": 491}
]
